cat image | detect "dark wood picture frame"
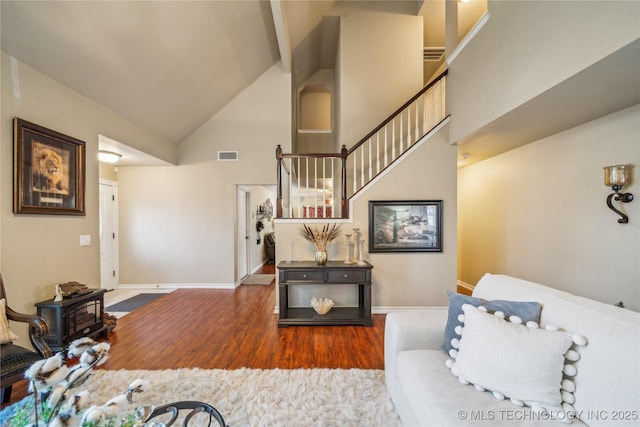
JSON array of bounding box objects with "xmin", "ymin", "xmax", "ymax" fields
[
  {"xmin": 13, "ymin": 118, "xmax": 86, "ymax": 215},
  {"xmin": 368, "ymin": 200, "xmax": 442, "ymax": 252}
]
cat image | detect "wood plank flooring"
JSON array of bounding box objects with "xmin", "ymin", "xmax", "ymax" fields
[{"xmin": 4, "ymin": 264, "xmax": 386, "ymax": 405}]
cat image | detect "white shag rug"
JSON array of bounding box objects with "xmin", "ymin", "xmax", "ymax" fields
[{"xmin": 73, "ymin": 368, "xmax": 401, "ymax": 427}]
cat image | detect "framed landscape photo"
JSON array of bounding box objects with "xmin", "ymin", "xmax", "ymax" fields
[
  {"xmin": 13, "ymin": 118, "xmax": 86, "ymax": 215},
  {"xmin": 368, "ymin": 200, "xmax": 442, "ymax": 252}
]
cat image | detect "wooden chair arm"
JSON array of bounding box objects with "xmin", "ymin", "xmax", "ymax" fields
[{"xmin": 5, "ymin": 305, "xmax": 52, "ymax": 358}]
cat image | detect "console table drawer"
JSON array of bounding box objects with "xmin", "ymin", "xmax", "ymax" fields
[
  {"xmin": 284, "ymin": 270, "xmax": 324, "ymax": 282},
  {"xmin": 326, "ymin": 269, "xmax": 365, "ymax": 283}
]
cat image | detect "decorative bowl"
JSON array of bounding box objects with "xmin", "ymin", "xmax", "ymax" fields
[{"xmin": 310, "ymin": 297, "xmax": 334, "ymax": 315}]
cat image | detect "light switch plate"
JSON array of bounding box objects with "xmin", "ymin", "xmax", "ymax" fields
[{"xmin": 79, "ymin": 235, "xmax": 91, "ymax": 246}]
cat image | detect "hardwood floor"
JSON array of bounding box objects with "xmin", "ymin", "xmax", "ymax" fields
[{"xmin": 4, "ymin": 264, "xmax": 386, "ymax": 405}]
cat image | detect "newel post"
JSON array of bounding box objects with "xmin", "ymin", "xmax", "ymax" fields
[
  {"xmin": 276, "ymin": 145, "xmax": 283, "ymax": 218},
  {"xmin": 341, "ymin": 145, "xmax": 349, "ymax": 219}
]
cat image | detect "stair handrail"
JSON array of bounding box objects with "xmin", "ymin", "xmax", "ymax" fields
[{"xmin": 347, "ymin": 69, "xmax": 448, "ymax": 156}]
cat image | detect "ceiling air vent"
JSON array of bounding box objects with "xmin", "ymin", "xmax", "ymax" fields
[
  {"xmin": 218, "ymin": 151, "xmax": 238, "ymax": 161},
  {"xmin": 423, "ymin": 47, "xmax": 445, "ymax": 62}
]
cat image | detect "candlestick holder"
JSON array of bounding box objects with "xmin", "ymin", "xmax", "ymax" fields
[
  {"xmin": 357, "ymin": 240, "xmax": 366, "ymax": 265},
  {"xmin": 344, "ymin": 234, "xmax": 354, "ymax": 264}
]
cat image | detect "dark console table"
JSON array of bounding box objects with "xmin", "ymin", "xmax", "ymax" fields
[
  {"xmin": 277, "ymin": 260, "xmax": 373, "ymax": 327},
  {"xmin": 35, "ymin": 289, "xmax": 107, "ymax": 351}
]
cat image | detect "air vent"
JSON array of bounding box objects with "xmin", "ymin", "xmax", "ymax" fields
[
  {"xmin": 218, "ymin": 151, "xmax": 238, "ymax": 161},
  {"xmin": 423, "ymin": 47, "xmax": 445, "ymax": 62}
]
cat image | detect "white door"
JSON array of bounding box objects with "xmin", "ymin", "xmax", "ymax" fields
[
  {"xmin": 237, "ymin": 186, "xmax": 252, "ymax": 283},
  {"xmin": 99, "ymin": 181, "xmax": 118, "ymax": 290}
]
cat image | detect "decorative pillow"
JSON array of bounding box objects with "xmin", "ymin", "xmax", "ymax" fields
[
  {"xmin": 447, "ymin": 304, "xmax": 587, "ymax": 423},
  {"xmin": 0, "ymin": 298, "xmax": 19, "ymax": 344},
  {"xmin": 443, "ymin": 290, "xmax": 542, "ymax": 356}
]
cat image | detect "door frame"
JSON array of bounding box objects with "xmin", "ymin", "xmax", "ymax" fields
[
  {"xmin": 236, "ymin": 186, "xmax": 251, "ymax": 285},
  {"xmin": 99, "ymin": 179, "xmax": 119, "ymax": 290}
]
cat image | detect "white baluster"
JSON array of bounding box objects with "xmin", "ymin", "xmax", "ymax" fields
[
  {"xmin": 368, "ymin": 138, "xmax": 372, "ymax": 181},
  {"xmin": 360, "ymin": 144, "xmax": 365, "ymax": 188},
  {"xmin": 430, "ymin": 88, "xmax": 435, "ymax": 129},
  {"xmin": 422, "ymin": 94, "xmax": 427, "ymax": 135},
  {"xmin": 322, "ymin": 157, "xmax": 327, "ymax": 218},
  {"xmin": 392, "ymin": 119, "xmax": 396, "ymax": 160},
  {"xmin": 297, "ymin": 157, "xmax": 301, "ymax": 218},
  {"xmin": 384, "ymin": 125, "xmax": 388, "ymax": 167},
  {"xmin": 330, "ymin": 158, "xmax": 334, "ymax": 217},
  {"xmin": 399, "ymin": 111, "xmax": 403, "ymax": 154},
  {"xmin": 415, "ymin": 99, "xmax": 419, "ymax": 143},
  {"xmin": 406, "ymin": 105, "xmax": 411, "ymax": 148},
  {"xmin": 376, "ymin": 132, "xmax": 380, "ymax": 174},
  {"xmin": 305, "ymin": 157, "xmax": 310, "ymax": 218},
  {"xmin": 353, "ymin": 149, "xmax": 357, "ymax": 195},
  {"xmin": 314, "ymin": 158, "xmax": 318, "ymax": 218}
]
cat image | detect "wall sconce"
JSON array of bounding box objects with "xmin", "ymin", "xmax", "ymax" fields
[
  {"xmin": 603, "ymin": 164, "xmax": 634, "ymax": 223},
  {"xmin": 98, "ymin": 150, "xmax": 122, "ymax": 164}
]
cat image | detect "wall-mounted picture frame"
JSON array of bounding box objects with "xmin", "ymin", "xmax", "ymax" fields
[
  {"xmin": 368, "ymin": 200, "xmax": 442, "ymax": 252},
  {"xmin": 13, "ymin": 118, "xmax": 86, "ymax": 215}
]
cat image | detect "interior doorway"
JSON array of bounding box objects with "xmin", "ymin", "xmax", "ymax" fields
[
  {"xmin": 235, "ymin": 185, "xmax": 277, "ymax": 285},
  {"xmin": 99, "ymin": 180, "xmax": 118, "ymax": 290},
  {"xmin": 236, "ymin": 186, "xmax": 251, "ymax": 283}
]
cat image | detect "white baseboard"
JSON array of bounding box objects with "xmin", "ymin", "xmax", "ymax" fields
[
  {"xmin": 372, "ymin": 306, "xmax": 446, "ymax": 314},
  {"xmin": 118, "ymin": 283, "xmax": 236, "ymax": 290},
  {"xmin": 251, "ymin": 262, "xmax": 269, "ymax": 274},
  {"xmin": 272, "ymin": 305, "xmax": 446, "ymax": 315}
]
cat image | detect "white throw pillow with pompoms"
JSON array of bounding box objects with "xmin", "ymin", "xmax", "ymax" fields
[{"xmin": 446, "ymin": 304, "xmax": 587, "ymax": 423}]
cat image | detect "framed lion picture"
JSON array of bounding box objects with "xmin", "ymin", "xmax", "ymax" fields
[{"xmin": 13, "ymin": 118, "xmax": 86, "ymax": 215}]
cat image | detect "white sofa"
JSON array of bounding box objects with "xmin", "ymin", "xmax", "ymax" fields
[{"xmin": 385, "ymin": 273, "xmax": 640, "ymax": 426}]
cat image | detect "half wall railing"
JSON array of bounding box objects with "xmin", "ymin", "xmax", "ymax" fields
[{"xmin": 276, "ymin": 70, "xmax": 448, "ymax": 219}]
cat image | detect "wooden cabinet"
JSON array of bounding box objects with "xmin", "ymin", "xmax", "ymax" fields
[{"xmin": 277, "ymin": 261, "xmax": 373, "ymax": 327}]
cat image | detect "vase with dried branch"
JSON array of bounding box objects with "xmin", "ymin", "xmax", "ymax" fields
[{"xmin": 299, "ymin": 223, "xmax": 341, "ymax": 265}]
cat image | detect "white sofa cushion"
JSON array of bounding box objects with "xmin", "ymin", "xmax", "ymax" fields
[
  {"xmin": 396, "ymin": 349, "xmax": 574, "ymax": 426},
  {"xmin": 473, "ymin": 274, "xmax": 640, "ymax": 427}
]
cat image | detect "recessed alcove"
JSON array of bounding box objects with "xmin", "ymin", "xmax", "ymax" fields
[{"xmin": 298, "ymin": 85, "xmax": 332, "ymax": 133}]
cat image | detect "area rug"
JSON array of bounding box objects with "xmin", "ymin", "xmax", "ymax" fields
[
  {"xmin": 105, "ymin": 293, "xmax": 167, "ymax": 313},
  {"xmin": 0, "ymin": 368, "xmax": 400, "ymax": 427},
  {"xmin": 241, "ymin": 274, "xmax": 275, "ymax": 285}
]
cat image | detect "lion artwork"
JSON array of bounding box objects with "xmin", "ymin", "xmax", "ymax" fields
[{"xmin": 32, "ymin": 143, "xmax": 69, "ymax": 194}]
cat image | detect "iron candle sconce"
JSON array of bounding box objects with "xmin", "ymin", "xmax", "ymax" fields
[{"xmin": 603, "ymin": 164, "xmax": 634, "ymax": 223}]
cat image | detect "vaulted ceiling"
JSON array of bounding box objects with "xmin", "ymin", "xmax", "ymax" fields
[
  {"xmin": 1, "ymin": 0, "xmax": 456, "ymax": 151},
  {"xmin": 3, "ymin": 1, "xmax": 637, "ymax": 168}
]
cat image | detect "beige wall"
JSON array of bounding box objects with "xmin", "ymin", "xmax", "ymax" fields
[
  {"xmin": 0, "ymin": 53, "xmax": 173, "ymax": 348},
  {"xmin": 117, "ymin": 64, "xmax": 291, "ymax": 286},
  {"xmin": 337, "ymin": 9, "xmax": 423, "ymax": 147},
  {"xmin": 99, "ymin": 163, "xmax": 118, "ymax": 181},
  {"xmin": 275, "ymin": 124, "xmax": 457, "ymax": 310},
  {"xmin": 458, "ymin": 105, "xmax": 640, "ymax": 310},
  {"xmin": 448, "ymin": 0, "xmax": 640, "ymax": 143}
]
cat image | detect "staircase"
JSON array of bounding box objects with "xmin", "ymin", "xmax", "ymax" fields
[{"xmin": 276, "ymin": 70, "xmax": 448, "ymax": 219}]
